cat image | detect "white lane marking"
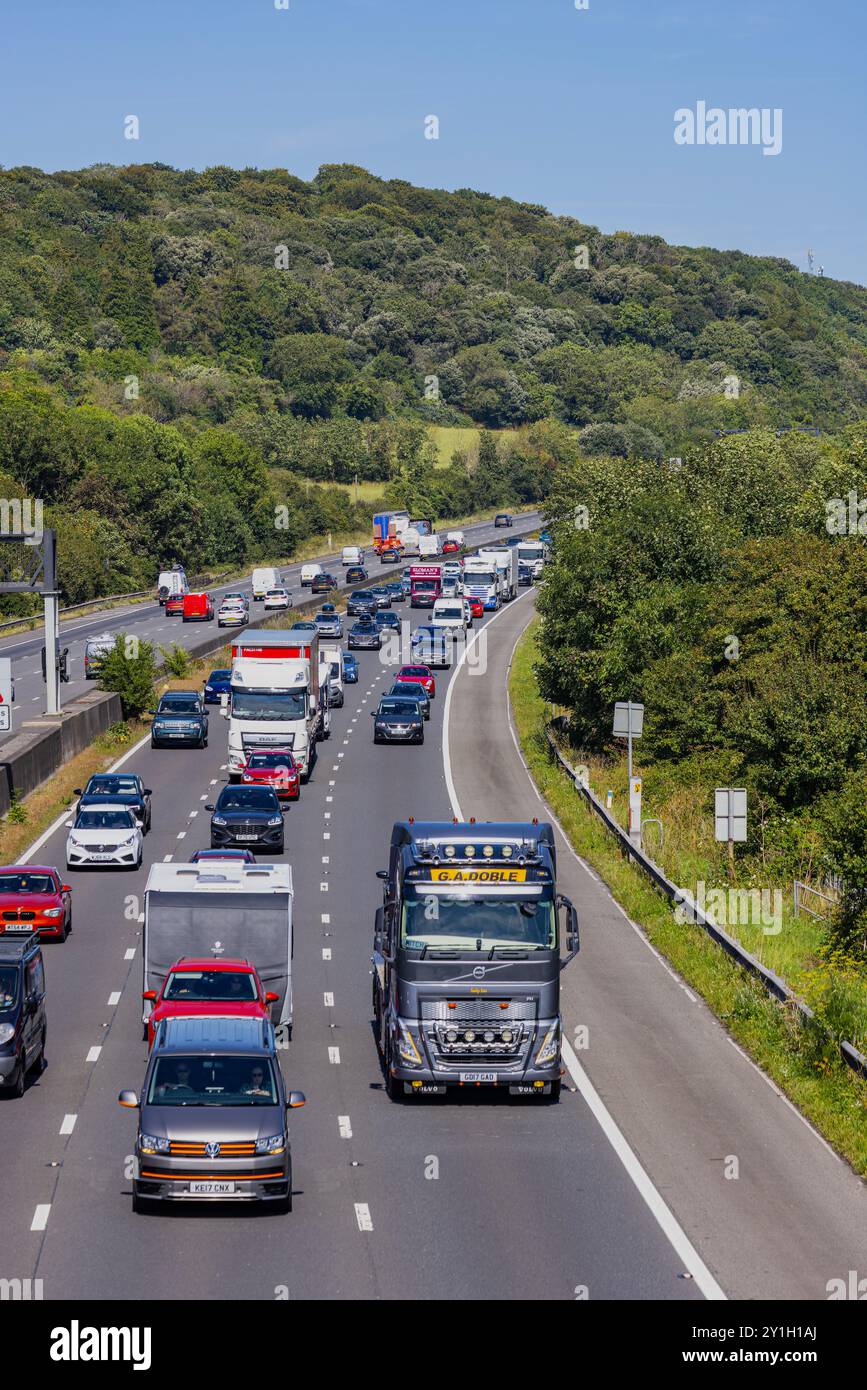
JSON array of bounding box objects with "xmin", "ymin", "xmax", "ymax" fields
[
  {"xmin": 328, "ymin": 1046, "xmax": 341, "ymax": 1064},
  {"xmin": 322, "ymin": 947, "xmax": 332, "ymax": 960},
  {"xmin": 338, "ymin": 752, "xmax": 344, "ymax": 758},
  {"xmin": 321, "ymin": 913, "xmax": 330, "ymax": 924},
  {"xmin": 59, "ymin": 1114, "xmax": 77, "ymax": 1136},
  {"xmin": 19, "ymin": 728, "xmax": 152, "ymax": 864},
  {"xmin": 107, "ymin": 991, "xmax": 121, "ymax": 1007},
  {"xmin": 200, "ymin": 794, "xmax": 208, "ymax": 801},
  {"xmin": 355, "ymin": 1203, "xmax": 373, "ymax": 1232},
  {"xmin": 31, "ymin": 695, "xmax": 39, "ymax": 701},
  {"xmin": 322, "ymin": 856, "xmax": 329, "ymax": 864},
  {"xmin": 332, "ymin": 765, "xmax": 339, "ymax": 771},
  {"xmin": 177, "ymin": 832, "xmax": 186, "ymax": 840},
  {"xmin": 323, "ymin": 832, "xmax": 331, "ymax": 840},
  {"xmin": 86, "ymin": 1045, "xmax": 102, "ymax": 1063},
  {"xmin": 328, "ymin": 781, "xmax": 335, "ymax": 788},
  {"xmin": 338, "ymin": 1115, "xmax": 352, "ymax": 1138},
  {"xmin": 725, "ymin": 1038, "xmax": 841, "ymax": 1161},
  {"xmin": 320, "ymin": 881, "xmax": 328, "ymax": 892},
  {"xmin": 189, "ymin": 810, "xmax": 198, "ymax": 819},
  {"xmin": 137, "ymin": 912, "xmax": 144, "ymax": 922},
  {"xmin": 210, "ymin": 779, "xmax": 218, "ymax": 786},
  {"xmin": 561, "ymin": 1040, "xmax": 726, "ymax": 1299},
  {"xmin": 324, "ymin": 811, "xmax": 331, "ymax": 819},
  {"xmin": 220, "ymin": 764, "xmax": 227, "ymax": 771},
  {"xmin": 125, "ymin": 948, "xmax": 136, "ymax": 960},
  {"xmin": 163, "ymin": 854, "xmax": 173, "ymax": 863},
  {"xmin": 324, "ymin": 992, "xmax": 334, "ymax": 1007},
  {"xmin": 442, "ymin": 588, "xmax": 536, "ymax": 821},
  {"xmin": 31, "ymin": 1204, "xmax": 51, "ymax": 1231}
]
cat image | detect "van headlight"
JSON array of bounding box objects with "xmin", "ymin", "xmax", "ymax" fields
[
  {"xmin": 0, "ymin": 1022, "xmax": 15, "ymax": 1045},
  {"xmin": 534, "ymin": 1022, "xmax": 561, "ymax": 1068},
  {"xmin": 139, "ymin": 1134, "xmax": 170, "ymax": 1154},
  {"xmin": 255, "ymin": 1134, "xmax": 286, "ymax": 1155}
]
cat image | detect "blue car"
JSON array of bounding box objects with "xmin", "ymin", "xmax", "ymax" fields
[
  {"xmin": 342, "ymin": 653, "xmax": 359, "ymax": 683},
  {"xmin": 203, "ymin": 668, "xmax": 232, "ymax": 704},
  {"xmin": 539, "ymin": 530, "xmax": 552, "ymax": 545}
]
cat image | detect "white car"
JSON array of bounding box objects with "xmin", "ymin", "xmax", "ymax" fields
[
  {"xmin": 66, "ymin": 807, "xmax": 143, "ymax": 871},
  {"xmin": 264, "ymin": 588, "xmax": 291, "ymax": 610},
  {"xmin": 463, "ymin": 598, "xmax": 474, "ymax": 628}
]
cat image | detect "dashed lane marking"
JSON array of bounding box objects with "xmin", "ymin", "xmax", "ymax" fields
[
  {"xmin": 322, "ymin": 948, "xmax": 332, "ymax": 960},
  {"xmin": 125, "ymin": 948, "xmax": 136, "ymax": 960},
  {"xmin": 338, "ymin": 1116, "xmax": 352, "ymax": 1138},
  {"xmin": 163, "ymin": 855, "xmax": 173, "ymax": 863},
  {"xmin": 31, "ymin": 1205, "xmax": 51, "ymax": 1232},
  {"xmin": 59, "ymin": 1114, "xmax": 76, "ymax": 1136},
  {"xmin": 355, "ymin": 1203, "xmax": 373, "ymax": 1232},
  {"xmin": 328, "ymin": 1046, "xmax": 341, "ymax": 1064},
  {"xmin": 324, "ymin": 992, "xmax": 334, "ymax": 1007},
  {"xmin": 320, "ymin": 882, "xmax": 328, "ymax": 892},
  {"xmin": 108, "ymin": 991, "xmax": 121, "ymax": 1007},
  {"xmin": 86, "ymin": 1046, "xmax": 102, "ymax": 1063}
]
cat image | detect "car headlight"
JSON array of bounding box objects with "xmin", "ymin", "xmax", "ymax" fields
[
  {"xmin": 121, "ymin": 835, "xmax": 138, "ymax": 847},
  {"xmin": 43, "ymin": 907, "xmax": 63, "ymax": 919},
  {"xmin": 268, "ymin": 815, "xmax": 282, "ymax": 827},
  {"xmin": 394, "ymin": 1020, "xmax": 423, "ymax": 1067},
  {"xmin": 139, "ymin": 1134, "xmax": 170, "ymax": 1154},
  {"xmin": 534, "ymin": 1021, "xmax": 561, "ymax": 1068},
  {"xmin": 212, "ymin": 816, "xmax": 227, "ymax": 826},
  {"xmin": 255, "ymin": 1134, "xmax": 286, "ymax": 1155},
  {"xmin": 0, "ymin": 1022, "xmax": 16, "ymax": 1045}
]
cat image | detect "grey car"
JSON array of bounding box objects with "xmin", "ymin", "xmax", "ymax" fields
[
  {"xmin": 348, "ymin": 617, "xmax": 382, "ymax": 650},
  {"xmin": 372, "ymin": 696, "xmax": 425, "ymax": 744},
  {"xmin": 119, "ymin": 1016, "xmax": 305, "ymax": 1213}
]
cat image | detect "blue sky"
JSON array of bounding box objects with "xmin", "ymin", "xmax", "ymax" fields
[{"xmin": 1, "ymin": 0, "xmax": 864, "ymax": 284}]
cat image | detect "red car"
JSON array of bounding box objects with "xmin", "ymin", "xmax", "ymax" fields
[
  {"xmin": 164, "ymin": 594, "xmax": 185, "ymax": 617},
  {"xmin": 396, "ymin": 664, "xmax": 436, "ymax": 698},
  {"xmin": 240, "ymin": 748, "xmax": 300, "ymax": 801},
  {"xmin": 468, "ymin": 596, "xmax": 484, "ymax": 619},
  {"xmin": 442, "ymin": 539, "xmax": 460, "ymax": 554},
  {"xmin": 142, "ymin": 957, "xmax": 278, "ymax": 1048},
  {"xmin": 0, "ymin": 865, "xmax": 72, "ymax": 942}
]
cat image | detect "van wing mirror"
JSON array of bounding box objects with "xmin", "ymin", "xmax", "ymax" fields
[
  {"xmin": 118, "ymin": 1090, "xmax": 139, "ymax": 1109},
  {"xmin": 287, "ymin": 1091, "xmax": 306, "ymax": 1109}
]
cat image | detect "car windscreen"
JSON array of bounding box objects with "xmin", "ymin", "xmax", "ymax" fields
[
  {"xmin": 207, "ymin": 670, "xmax": 231, "ymax": 683},
  {"xmin": 435, "ymin": 607, "xmax": 463, "ymax": 619},
  {"xmin": 75, "ymin": 810, "xmax": 136, "ymax": 830},
  {"xmin": 0, "ymin": 966, "xmax": 19, "ymax": 1009},
  {"xmin": 390, "ymin": 684, "xmax": 424, "ymax": 700},
  {"xmin": 401, "ymin": 891, "xmax": 555, "ymax": 950},
  {"xmin": 465, "ymin": 570, "xmax": 497, "ymax": 584},
  {"xmin": 247, "ymin": 752, "xmax": 295, "ymax": 770},
  {"xmin": 378, "ymin": 700, "xmax": 419, "ymax": 716},
  {"xmin": 158, "ymin": 699, "xmax": 199, "ymax": 714},
  {"xmin": 163, "ymin": 970, "xmax": 258, "ymax": 1003},
  {"xmin": 329, "ymin": 663, "xmax": 340, "ymax": 678},
  {"xmin": 85, "ymin": 777, "xmax": 138, "ymax": 796},
  {"xmin": 146, "ymin": 1056, "xmax": 279, "ymax": 1106},
  {"xmin": 0, "ymin": 873, "xmax": 55, "ymax": 894},
  {"xmin": 216, "ymin": 788, "xmax": 278, "ymax": 811}
]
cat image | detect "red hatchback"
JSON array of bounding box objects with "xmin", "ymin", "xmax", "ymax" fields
[
  {"xmin": 0, "ymin": 866, "xmax": 72, "ymax": 942},
  {"xmin": 396, "ymin": 664, "xmax": 436, "ymax": 698},
  {"xmin": 164, "ymin": 594, "xmax": 185, "ymax": 617},
  {"xmin": 442, "ymin": 539, "xmax": 460, "ymax": 554},
  {"xmin": 143, "ymin": 957, "xmax": 278, "ymax": 1048},
  {"xmin": 240, "ymin": 749, "xmax": 300, "ymax": 801},
  {"xmin": 468, "ymin": 596, "xmax": 484, "ymax": 619}
]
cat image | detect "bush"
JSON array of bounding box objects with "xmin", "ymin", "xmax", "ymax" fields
[
  {"xmin": 97, "ymin": 634, "xmax": 157, "ymax": 719},
  {"xmin": 159, "ymin": 643, "xmax": 193, "ymax": 678}
]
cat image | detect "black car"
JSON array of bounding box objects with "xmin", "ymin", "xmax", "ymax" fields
[
  {"xmin": 494, "ymin": 513, "xmax": 513, "ymax": 528},
  {"xmin": 0, "ymin": 933, "xmax": 46, "ymax": 1097},
  {"xmin": 386, "ymin": 581, "xmax": 405, "ymax": 604},
  {"xmin": 518, "ymin": 563, "xmax": 533, "ymax": 586},
  {"xmin": 311, "ymin": 572, "xmax": 338, "ymax": 594},
  {"xmin": 345, "ymin": 565, "xmax": 368, "ymax": 583},
  {"xmin": 205, "ymin": 785, "xmax": 285, "ymax": 853},
  {"xmin": 72, "ymin": 773, "xmax": 152, "ymax": 833},
  {"xmin": 375, "ymin": 610, "xmax": 402, "ymax": 634},
  {"xmin": 371, "ymin": 697, "xmax": 424, "ymax": 744},
  {"xmin": 150, "ymin": 691, "xmax": 209, "ymax": 749},
  {"xmin": 388, "ymin": 680, "xmax": 430, "ymax": 720},
  {"xmin": 347, "ymin": 591, "xmax": 378, "ymax": 617},
  {"xmin": 348, "ymin": 616, "xmax": 382, "ymax": 650},
  {"xmin": 189, "ymin": 848, "xmax": 257, "ymax": 864},
  {"xmin": 368, "ymin": 586, "xmax": 392, "ymax": 609}
]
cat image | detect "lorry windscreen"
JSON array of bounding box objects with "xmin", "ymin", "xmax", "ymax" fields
[
  {"xmin": 465, "ymin": 571, "xmax": 496, "ymax": 584},
  {"xmin": 400, "ymin": 890, "xmax": 555, "ymax": 951},
  {"xmin": 231, "ymin": 690, "xmax": 306, "ymax": 721},
  {"xmin": 519, "ymin": 547, "xmax": 545, "ymax": 561}
]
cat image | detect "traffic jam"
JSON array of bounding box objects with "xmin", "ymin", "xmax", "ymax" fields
[{"xmin": 1, "ymin": 510, "xmax": 556, "ymax": 1216}]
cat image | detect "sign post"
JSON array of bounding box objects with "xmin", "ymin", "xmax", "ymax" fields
[
  {"xmin": 714, "ymin": 787, "xmax": 748, "ymax": 880},
  {"xmin": 613, "ymin": 701, "xmax": 645, "ymax": 846}
]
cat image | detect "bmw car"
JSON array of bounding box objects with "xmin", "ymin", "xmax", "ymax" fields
[
  {"xmin": 371, "ymin": 696, "xmax": 424, "ymax": 744},
  {"xmin": 66, "ymin": 807, "xmax": 143, "ymax": 871}
]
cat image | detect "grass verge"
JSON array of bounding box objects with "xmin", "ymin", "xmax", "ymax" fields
[{"xmin": 509, "ymin": 618, "xmax": 867, "ymax": 1174}]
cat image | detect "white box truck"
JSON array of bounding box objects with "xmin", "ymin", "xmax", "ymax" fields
[
  {"xmin": 320, "ymin": 644, "xmax": 344, "ymax": 707},
  {"xmin": 141, "ymin": 862, "xmax": 294, "ymax": 1034},
  {"xmin": 224, "ymin": 629, "xmax": 321, "ymax": 780}
]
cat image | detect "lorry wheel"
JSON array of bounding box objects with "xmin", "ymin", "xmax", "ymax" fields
[{"xmin": 546, "ymin": 1081, "xmax": 561, "ymax": 1103}]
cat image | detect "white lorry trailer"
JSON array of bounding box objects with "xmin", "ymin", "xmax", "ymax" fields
[{"xmin": 224, "ymin": 628, "xmax": 321, "ymax": 780}]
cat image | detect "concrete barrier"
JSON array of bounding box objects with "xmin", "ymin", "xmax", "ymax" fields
[{"xmin": 0, "ymin": 688, "xmax": 123, "ymax": 816}]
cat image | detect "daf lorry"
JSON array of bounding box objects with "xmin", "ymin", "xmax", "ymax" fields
[
  {"xmin": 224, "ymin": 629, "xmax": 321, "ymax": 781},
  {"xmin": 372, "ymin": 821, "xmax": 578, "ymax": 1100}
]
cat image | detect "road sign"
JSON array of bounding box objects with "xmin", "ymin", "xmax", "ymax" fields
[
  {"xmin": 613, "ymin": 701, "xmax": 644, "ymax": 738},
  {"xmin": 715, "ymin": 788, "xmax": 747, "ymax": 843},
  {"xmin": 0, "ymin": 657, "xmax": 11, "ymax": 732}
]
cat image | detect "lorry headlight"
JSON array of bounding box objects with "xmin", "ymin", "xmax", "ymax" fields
[
  {"xmin": 395, "ymin": 1021, "xmax": 423, "ymax": 1066},
  {"xmin": 255, "ymin": 1134, "xmax": 286, "ymax": 1155},
  {"xmin": 0, "ymin": 1022, "xmax": 15, "ymax": 1045},
  {"xmin": 534, "ymin": 1022, "xmax": 560, "ymax": 1067},
  {"xmin": 139, "ymin": 1134, "xmax": 170, "ymax": 1154}
]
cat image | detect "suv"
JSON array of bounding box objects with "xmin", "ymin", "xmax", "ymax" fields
[
  {"xmin": 150, "ymin": 692, "xmax": 209, "ymax": 749},
  {"xmin": 0, "ymin": 933, "xmax": 46, "ymax": 1097},
  {"xmin": 119, "ymin": 1016, "xmax": 305, "ymax": 1213},
  {"xmin": 494, "ymin": 513, "xmax": 513, "ymax": 528}
]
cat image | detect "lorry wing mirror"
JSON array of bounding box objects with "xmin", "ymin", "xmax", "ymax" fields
[
  {"xmin": 558, "ymin": 895, "xmax": 580, "ymax": 960},
  {"xmin": 287, "ymin": 1091, "xmax": 306, "ymax": 1109},
  {"xmin": 118, "ymin": 1090, "xmax": 139, "ymax": 1109}
]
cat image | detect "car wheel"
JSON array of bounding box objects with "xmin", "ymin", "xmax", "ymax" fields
[
  {"xmin": 7, "ymin": 1056, "xmax": 25, "ymax": 1098},
  {"xmin": 60, "ymin": 909, "xmax": 70, "ymax": 941},
  {"xmin": 31, "ymin": 1027, "xmax": 47, "ymax": 1075}
]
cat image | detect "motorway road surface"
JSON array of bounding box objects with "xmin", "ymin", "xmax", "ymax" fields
[
  {"xmin": 0, "ymin": 511, "xmax": 539, "ymax": 748},
  {"xmin": 1, "ymin": 585, "xmax": 864, "ymax": 1299}
]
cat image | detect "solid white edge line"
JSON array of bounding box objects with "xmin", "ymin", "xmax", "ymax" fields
[
  {"xmin": 442, "ymin": 587, "xmax": 727, "ymax": 1303},
  {"xmin": 561, "ymin": 1040, "xmax": 726, "ymax": 1300}
]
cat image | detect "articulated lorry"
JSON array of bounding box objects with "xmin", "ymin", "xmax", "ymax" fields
[
  {"xmin": 224, "ymin": 628, "xmax": 321, "ymax": 781},
  {"xmin": 373, "ymin": 510, "xmax": 410, "ymax": 556},
  {"xmin": 409, "ymin": 564, "xmax": 442, "ymax": 608},
  {"xmin": 142, "ymin": 861, "xmax": 294, "ymax": 1036},
  {"xmin": 515, "ymin": 540, "xmax": 548, "ymax": 580},
  {"xmin": 477, "ymin": 547, "xmax": 519, "ymax": 603},
  {"xmin": 462, "ymin": 555, "xmax": 501, "ymax": 610},
  {"xmin": 372, "ymin": 820, "xmax": 579, "ymax": 1100}
]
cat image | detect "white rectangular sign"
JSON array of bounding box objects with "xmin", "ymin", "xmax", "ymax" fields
[
  {"xmin": 0, "ymin": 657, "xmax": 11, "ymax": 732},
  {"xmin": 714, "ymin": 787, "xmax": 747, "ymax": 843}
]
